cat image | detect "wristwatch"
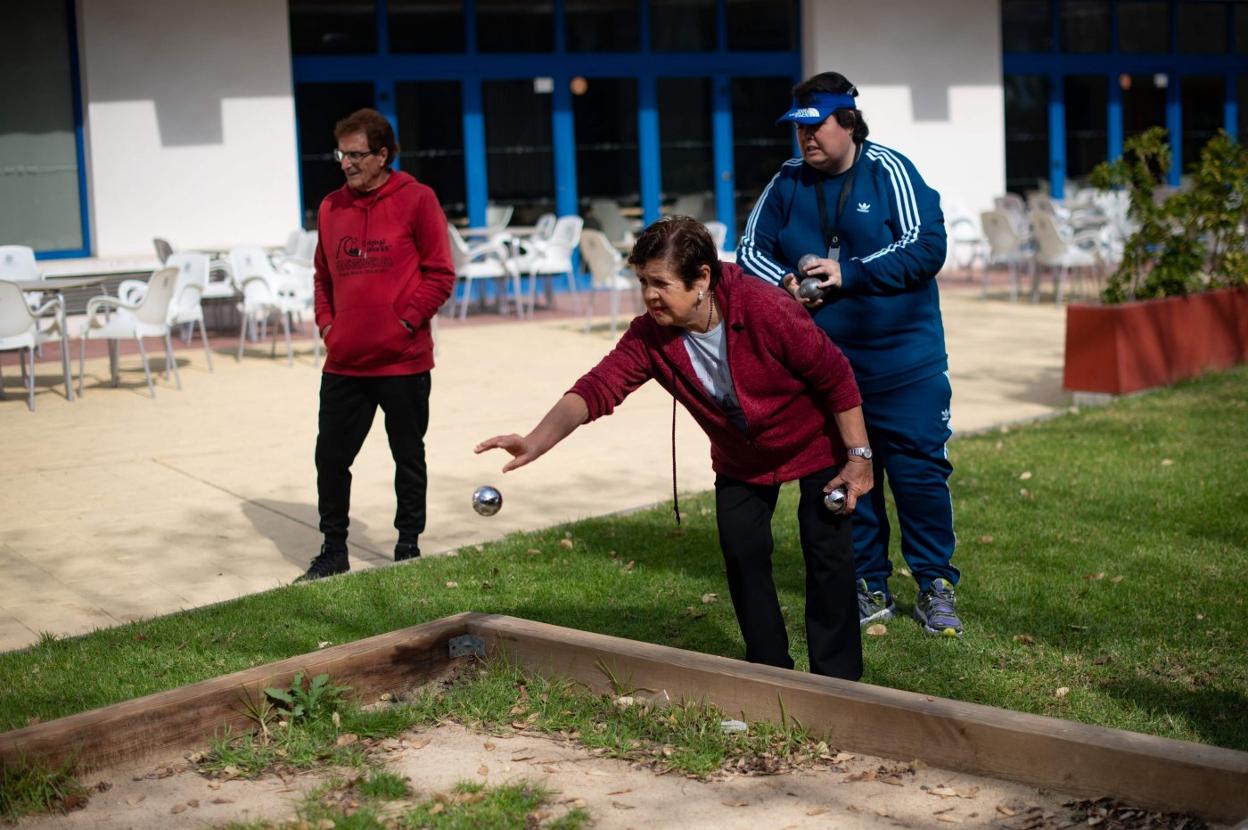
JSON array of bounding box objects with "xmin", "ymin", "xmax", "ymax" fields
[{"xmin": 847, "ymin": 446, "xmax": 873, "ymax": 460}]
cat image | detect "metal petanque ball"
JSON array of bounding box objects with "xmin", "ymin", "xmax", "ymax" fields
[
  {"xmin": 823, "ymin": 486, "xmax": 847, "ymax": 514},
  {"xmin": 799, "ymin": 277, "xmax": 826, "ymax": 302},
  {"xmin": 797, "ymin": 253, "xmax": 821, "ymax": 273},
  {"xmin": 472, "ymin": 485, "xmax": 503, "ymax": 517}
]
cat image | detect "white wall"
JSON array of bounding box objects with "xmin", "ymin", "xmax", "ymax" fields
[
  {"xmin": 802, "ymin": 0, "xmax": 1005, "ymax": 226},
  {"xmin": 77, "ymin": 0, "xmax": 300, "ymax": 257}
]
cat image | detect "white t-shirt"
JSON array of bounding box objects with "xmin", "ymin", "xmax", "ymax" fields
[{"xmin": 682, "ymin": 321, "xmax": 746, "ymax": 431}]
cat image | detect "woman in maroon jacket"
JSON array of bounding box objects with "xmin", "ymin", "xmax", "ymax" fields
[{"xmin": 476, "ymin": 217, "xmax": 873, "ymax": 680}]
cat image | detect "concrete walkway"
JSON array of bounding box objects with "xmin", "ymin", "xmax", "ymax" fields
[{"xmin": 0, "ymin": 283, "xmax": 1069, "ymax": 652}]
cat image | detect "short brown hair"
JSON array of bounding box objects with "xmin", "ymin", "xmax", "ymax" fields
[
  {"xmin": 628, "ymin": 216, "xmax": 722, "ymax": 289},
  {"xmin": 334, "ymin": 108, "xmax": 399, "ymax": 164}
]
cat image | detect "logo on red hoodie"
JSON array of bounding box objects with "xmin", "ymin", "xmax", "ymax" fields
[{"xmin": 337, "ymin": 236, "xmax": 364, "ymax": 258}]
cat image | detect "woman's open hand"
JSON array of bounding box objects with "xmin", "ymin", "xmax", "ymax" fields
[{"xmin": 474, "ymin": 434, "xmax": 541, "ymax": 472}]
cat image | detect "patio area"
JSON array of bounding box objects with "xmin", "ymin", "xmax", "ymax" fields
[{"xmin": 0, "ymin": 275, "xmax": 1070, "ymax": 652}]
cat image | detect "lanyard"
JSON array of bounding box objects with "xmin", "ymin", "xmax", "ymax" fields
[{"xmin": 813, "ymin": 143, "xmax": 862, "ymax": 260}]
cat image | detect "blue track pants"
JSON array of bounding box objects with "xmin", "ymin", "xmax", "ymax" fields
[{"xmin": 852, "ymin": 372, "xmax": 958, "ymax": 595}]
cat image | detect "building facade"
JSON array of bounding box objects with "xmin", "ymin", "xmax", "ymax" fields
[{"xmin": 3, "ymin": 1, "xmax": 1244, "ymax": 260}]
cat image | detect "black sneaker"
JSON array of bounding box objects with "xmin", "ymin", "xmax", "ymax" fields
[
  {"xmin": 294, "ymin": 545, "xmax": 349, "ymax": 582},
  {"xmin": 394, "ymin": 542, "xmax": 421, "ymax": 562}
]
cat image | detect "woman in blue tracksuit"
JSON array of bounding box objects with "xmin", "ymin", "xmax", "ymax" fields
[{"xmin": 737, "ymin": 71, "xmax": 963, "ymax": 637}]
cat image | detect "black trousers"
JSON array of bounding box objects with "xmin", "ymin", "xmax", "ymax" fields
[
  {"xmin": 315, "ymin": 372, "xmax": 431, "ymax": 551},
  {"xmin": 714, "ymin": 466, "xmax": 862, "ymax": 680}
]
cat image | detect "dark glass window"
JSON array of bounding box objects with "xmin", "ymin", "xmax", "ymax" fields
[
  {"xmin": 294, "ymin": 83, "xmax": 376, "ymax": 228},
  {"xmin": 1181, "ymin": 76, "xmax": 1224, "ymax": 172},
  {"xmin": 477, "ymin": 0, "xmax": 554, "ymax": 52},
  {"xmin": 659, "ymin": 78, "xmax": 715, "ymax": 220},
  {"xmin": 1004, "ymin": 75, "xmax": 1051, "ymax": 194},
  {"xmin": 1061, "ymin": 0, "xmax": 1110, "ymax": 52},
  {"xmin": 1237, "ymin": 4, "xmax": 1248, "ymax": 51},
  {"xmin": 1121, "ymin": 73, "xmax": 1168, "ymax": 144},
  {"xmin": 1119, "ymin": 1, "xmax": 1170, "ymax": 52},
  {"xmin": 567, "ymin": 0, "xmax": 640, "ymax": 52},
  {"xmin": 651, "ymin": 0, "xmax": 715, "ymax": 51},
  {"xmin": 1064, "ymin": 75, "xmax": 1107, "ymax": 180},
  {"xmin": 731, "ymin": 77, "xmax": 794, "ymax": 231},
  {"xmin": 1178, "ymin": 2, "xmax": 1228, "ymax": 53},
  {"xmin": 389, "ymin": 0, "xmax": 464, "ymax": 53},
  {"xmin": 483, "ymin": 80, "xmax": 554, "ymax": 222},
  {"xmin": 0, "ymin": 1, "xmax": 83, "ymax": 251},
  {"xmin": 397, "ymin": 82, "xmax": 465, "ymax": 219},
  {"xmin": 289, "ymin": 0, "xmax": 376, "ymax": 55},
  {"xmin": 726, "ymin": 0, "xmax": 797, "ymax": 51},
  {"xmin": 1003, "ymin": 0, "xmax": 1052, "ymax": 52},
  {"xmin": 574, "ymin": 79, "xmax": 640, "ymax": 212}
]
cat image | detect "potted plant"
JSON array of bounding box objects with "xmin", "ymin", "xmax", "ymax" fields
[{"xmin": 1063, "ymin": 128, "xmax": 1248, "ymax": 395}]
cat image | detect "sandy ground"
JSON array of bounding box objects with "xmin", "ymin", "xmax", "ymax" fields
[
  {"xmin": 0, "ymin": 289, "xmax": 1070, "ymax": 653},
  {"xmin": 14, "ymin": 719, "xmax": 1136, "ymax": 830}
]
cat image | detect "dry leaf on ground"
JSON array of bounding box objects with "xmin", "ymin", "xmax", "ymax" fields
[{"xmin": 866, "ymin": 624, "xmax": 888, "ymax": 636}]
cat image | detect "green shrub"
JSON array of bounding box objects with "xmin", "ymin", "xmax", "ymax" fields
[{"xmin": 1089, "ymin": 128, "xmax": 1248, "ymax": 303}]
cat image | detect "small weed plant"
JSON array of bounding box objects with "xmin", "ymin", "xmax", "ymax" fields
[
  {"xmin": 221, "ymin": 777, "xmax": 588, "ymax": 830},
  {"xmin": 201, "ymin": 673, "xmax": 423, "ymax": 778},
  {"xmin": 0, "ymin": 756, "xmax": 88, "ymax": 820}
]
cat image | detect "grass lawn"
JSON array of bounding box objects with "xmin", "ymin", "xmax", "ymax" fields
[{"xmin": 1, "ymin": 367, "xmax": 1245, "ymax": 752}]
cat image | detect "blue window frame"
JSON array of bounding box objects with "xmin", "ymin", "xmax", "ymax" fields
[
  {"xmin": 290, "ymin": 0, "xmax": 801, "ymax": 248},
  {"xmin": 6, "ymin": 0, "xmax": 91, "ymax": 259},
  {"xmin": 1003, "ymin": 0, "xmax": 1248, "ymax": 198}
]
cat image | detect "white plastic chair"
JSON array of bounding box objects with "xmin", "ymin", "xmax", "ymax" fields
[
  {"xmin": 1031, "ymin": 212, "xmax": 1101, "ymax": 304},
  {"xmin": 703, "ymin": 220, "xmax": 737, "ymax": 262},
  {"xmin": 447, "ymin": 225, "xmax": 522, "ymax": 320},
  {"xmin": 980, "ymin": 210, "xmax": 1032, "ymax": 302},
  {"xmin": 532, "ymin": 213, "xmax": 557, "ymax": 242},
  {"xmin": 589, "ymin": 198, "xmax": 640, "ymax": 246},
  {"xmin": 229, "ymin": 246, "xmax": 304, "ymax": 365},
  {"xmin": 579, "ymin": 228, "xmax": 637, "ymax": 338},
  {"xmin": 78, "ymin": 266, "xmax": 182, "ymax": 398},
  {"xmin": 118, "ymin": 253, "xmax": 215, "ymax": 371},
  {"xmin": 153, "ymin": 237, "xmax": 174, "ymax": 265},
  {"xmin": 485, "ymin": 204, "xmax": 514, "ymax": 234},
  {"xmin": 511, "ymin": 215, "xmax": 584, "ymax": 316},
  {"xmin": 671, "ymin": 193, "xmax": 707, "ymax": 220},
  {"xmin": 0, "ymin": 245, "xmax": 44, "ymax": 312},
  {"xmin": 0, "ymin": 280, "xmax": 71, "ymax": 410}
]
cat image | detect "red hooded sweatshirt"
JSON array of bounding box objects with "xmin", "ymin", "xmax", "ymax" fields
[{"xmin": 313, "ymin": 170, "xmax": 455, "ymax": 376}]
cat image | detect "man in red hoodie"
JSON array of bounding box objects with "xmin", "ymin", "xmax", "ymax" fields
[{"xmin": 298, "ymin": 108, "xmax": 456, "ymax": 581}]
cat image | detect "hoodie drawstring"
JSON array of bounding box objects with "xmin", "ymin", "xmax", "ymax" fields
[{"xmin": 671, "ymin": 397, "xmax": 680, "ymax": 526}]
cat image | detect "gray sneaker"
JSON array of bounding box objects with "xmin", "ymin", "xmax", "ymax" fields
[
  {"xmin": 857, "ymin": 579, "xmax": 896, "ymax": 627},
  {"xmin": 913, "ymin": 578, "xmax": 963, "ymax": 637}
]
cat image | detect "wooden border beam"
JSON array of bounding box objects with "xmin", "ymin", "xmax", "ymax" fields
[
  {"xmin": 468, "ymin": 614, "xmax": 1248, "ymax": 824},
  {"xmin": 0, "ymin": 612, "xmax": 474, "ymax": 773},
  {"xmin": 2, "ymin": 613, "xmax": 1245, "ymax": 823}
]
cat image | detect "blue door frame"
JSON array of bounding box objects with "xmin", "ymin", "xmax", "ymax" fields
[
  {"xmin": 35, "ymin": 0, "xmax": 92, "ymax": 260},
  {"xmin": 291, "ymin": 0, "xmax": 801, "ymax": 248},
  {"xmin": 1004, "ymin": 1, "xmax": 1248, "ymax": 199}
]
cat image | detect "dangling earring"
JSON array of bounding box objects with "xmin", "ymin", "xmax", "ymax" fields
[{"xmin": 696, "ymin": 290, "xmax": 704, "ymax": 307}]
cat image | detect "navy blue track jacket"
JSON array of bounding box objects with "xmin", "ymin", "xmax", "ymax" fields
[{"xmin": 737, "ymin": 141, "xmax": 949, "ymax": 395}]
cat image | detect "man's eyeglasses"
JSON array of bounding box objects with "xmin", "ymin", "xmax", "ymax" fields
[{"xmin": 333, "ymin": 148, "xmax": 376, "ymax": 163}]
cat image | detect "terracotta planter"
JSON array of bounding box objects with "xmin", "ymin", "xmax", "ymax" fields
[{"xmin": 1063, "ymin": 287, "xmax": 1248, "ymax": 395}]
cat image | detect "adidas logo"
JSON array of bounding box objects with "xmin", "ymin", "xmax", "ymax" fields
[
  {"xmin": 856, "ymin": 202, "xmax": 871, "ymax": 213},
  {"xmin": 940, "ymin": 408, "xmax": 951, "ymax": 422}
]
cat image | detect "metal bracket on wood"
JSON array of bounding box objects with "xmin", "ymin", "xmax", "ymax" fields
[{"xmin": 448, "ymin": 634, "xmax": 485, "ymax": 659}]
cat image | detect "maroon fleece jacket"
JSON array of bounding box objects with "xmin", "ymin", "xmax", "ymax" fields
[
  {"xmin": 569, "ymin": 263, "xmax": 863, "ymax": 485},
  {"xmin": 314, "ymin": 170, "xmax": 455, "ymax": 376}
]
